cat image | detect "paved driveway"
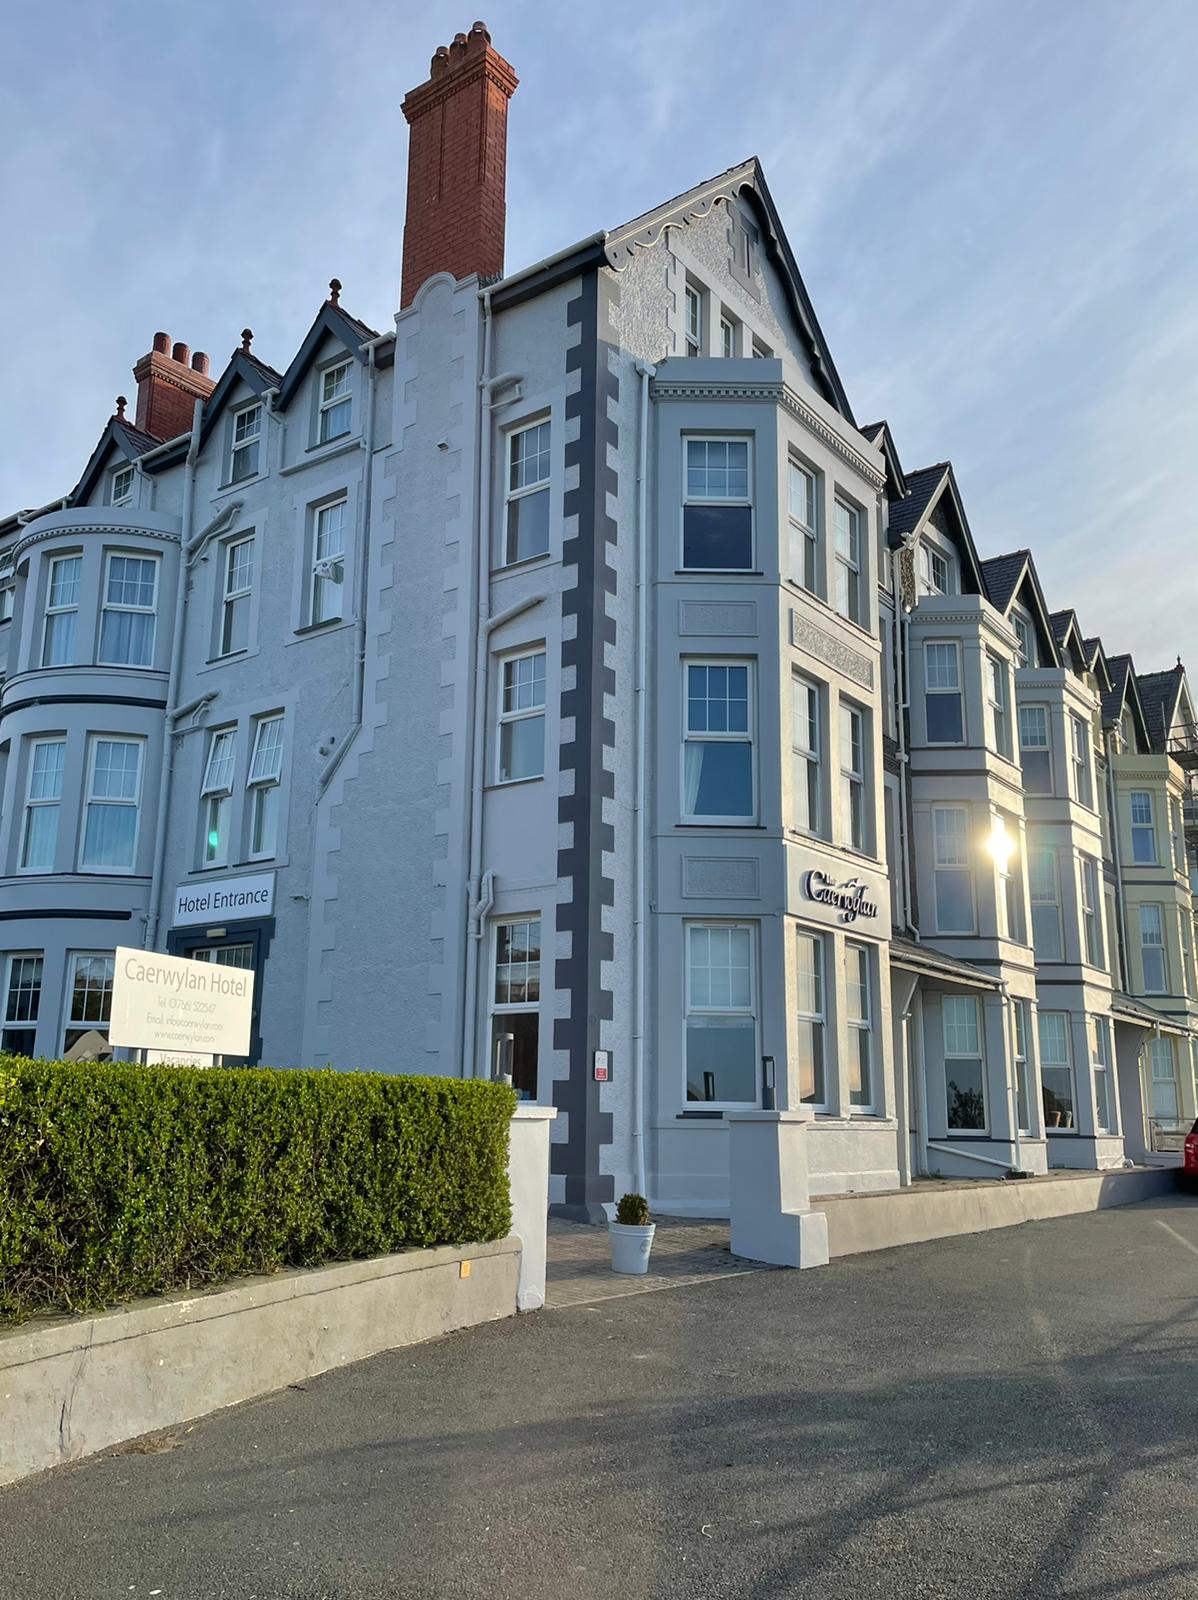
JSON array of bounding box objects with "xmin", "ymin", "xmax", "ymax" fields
[{"xmin": 3, "ymin": 1195, "xmax": 1197, "ymax": 1599}]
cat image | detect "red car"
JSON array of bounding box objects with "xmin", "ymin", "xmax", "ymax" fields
[{"xmin": 1185, "ymin": 1120, "xmax": 1198, "ymax": 1189}]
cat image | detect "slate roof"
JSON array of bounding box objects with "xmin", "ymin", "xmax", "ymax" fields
[
  {"xmin": 979, "ymin": 550, "xmax": 1029, "ymax": 613},
  {"xmin": 1102, "ymin": 653, "xmax": 1137, "ymax": 727},
  {"xmin": 887, "ymin": 463, "xmax": 949, "ymax": 540},
  {"xmin": 857, "ymin": 422, "xmax": 884, "ymax": 442},
  {"xmin": 1136, "ymin": 666, "xmax": 1184, "ymax": 753},
  {"xmin": 239, "ymin": 349, "xmax": 284, "ymax": 387},
  {"xmin": 1049, "ymin": 609, "xmax": 1075, "ymax": 648},
  {"xmin": 113, "ymin": 418, "xmax": 163, "ymax": 457}
]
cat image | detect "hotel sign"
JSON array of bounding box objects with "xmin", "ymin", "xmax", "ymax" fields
[
  {"xmin": 802, "ymin": 871, "xmax": 879, "ymax": 925},
  {"xmin": 172, "ymin": 871, "xmax": 275, "ymax": 928},
  {"xmin": 110, "ymin": 945, "xmax": 254, "ymax": 1059}
]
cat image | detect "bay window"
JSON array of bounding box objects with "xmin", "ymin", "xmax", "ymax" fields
[
  {"xmin": 64, "ymin": 953, "xmax": 115, "ymax": 1054},
  {"xmin": 925, "ymin": 641, "xmax": 963, "ymax": 743},
  {"xmin": 2, "ymin": 954, "xmax": 42, "ymax": 1055},
  {"xmin": 788, "ymin": 459, "xmax": 819, "ymax": 593},
  {"xmin": 840, "ymin": 701, "xmax": 867, "ymax": 851},
  {"xmin": 1139, "ymin": 903, "xmax": 1167, "ymax": 993},
  {"xmin": 845, "ymin": 942, "xmax": 874, "ymax": 1110},
  {"xmin": 1018, "ymin": 705, "xmax": 1052, "ymax": 794},
  {"xmin": 1070, "ymin": 713, "xmax": 1093, "ymax": 807},
  {"xmin": 1028, "ymin": 847, "xmax": 1063, "ymax": 960},
  {"xmin": 944, "ymin": 996, "xmax": 985, "ymax": 1131},
  {"xmin": 42, "ymin": 554, "xmax": 81, "ymax": 667},
  {"xmin": 833, "ymin": 498, "xmax": 862, "ymax": 624},
  {"xmin": 683, "ymin": 661, "xmax": 754, "ymax": 822},
  {"xmin": 1038, "ymin": 1011, "xmax": 1075, "ymax": 1130},
  {"xmin": 1093, "ymin": 1016, "xmax": 1114, "ymax": 1134},
  {"xmin": 932, "ymin": 805, "xmax": 973, "ymax": 933},
  {"xmin": 1148, "ymin": 1036, "xmax": 1180, "ymax": 1130},
  {"xmin": 685, "ymin": 923, "xmax": 757, "ymax": 1105},
  {"xmin": 791, "ymin": 674, "xmax": 821, "ymax": 835},
  {"xmin": 81, "ymin": 737, "xmax": 142, "ymax": 870},
  {"xmin": 1080, "ymin": 855, "xmax": 1103, "ymax": 967},
  {"xmin": 21, "ymin": 738, "xmax": 65, "ymax": 872},
  {"xmin": 683, "ymin": 438, "xmax": 752, "ymax": 570},
  {"xmin": 98, "ymin": 554, "xmax": 157, "ymax": 667},
  {"xmin": 987, "ymin": 652, "xmax": 1012, "ymax": 759},
  {"xmin": 1130, "ymin": 790, "xmax": 1157, "ymax": 863},
  {"xmin": 1014, "ymin": 999, "xmax": 1032, "ymax": 1133},
  {"xmin": 796, "ymin": 930, "xmax": 826, "ymax": 1108}
]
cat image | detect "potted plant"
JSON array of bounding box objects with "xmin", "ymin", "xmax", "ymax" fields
[{"xmin": 609, "ymin": 1192, "xmax": 656, "ymax": 1275}]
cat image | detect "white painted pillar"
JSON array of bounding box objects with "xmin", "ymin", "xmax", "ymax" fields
[
  {"xmin": 507, "ymin": 1106, "xmax": 557, "ymax": 1311},
  {"xmin": 725, "ymin": 1110, "xmax": 829, "ymax": 1269}
]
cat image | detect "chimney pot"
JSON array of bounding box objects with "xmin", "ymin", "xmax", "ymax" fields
[
  {"xmin": 171, "ymin": 341, "xmax": 190, "ymax": 365},
  {"xmin": 153, "ymin": 331, "xmax": 171, "ymax": 354},
  {"xmin": 400, "ymin": 22, "xmax": 518, "ymax": 308},
  {"xmin": 191, "ymin": 351, "xmax": 210, "ymax": 375}
]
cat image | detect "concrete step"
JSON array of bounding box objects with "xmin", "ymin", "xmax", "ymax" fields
[{"xmin": 815, "ymin": 1167, "xmax": 1182, "ymax": 1257}]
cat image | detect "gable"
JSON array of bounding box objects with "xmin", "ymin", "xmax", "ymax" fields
[
  {"xmin": 72, "ymin": 415, "xmax": 163, "ymax": 505},
  {"xmin": 275, "ymin": 297, "xmax": 381, "ymax": 412}
]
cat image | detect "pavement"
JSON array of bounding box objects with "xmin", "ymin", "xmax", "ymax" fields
[{"xmin": 3, "ymin": 1195, "xmax": 1198, "ymax": 1600}]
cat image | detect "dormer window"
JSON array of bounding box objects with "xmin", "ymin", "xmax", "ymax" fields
[
  {"xmin": 319, "ymin": 361, "xmax": 352, "ymax": 443},
  {"xmin": 110, "ymin": 465, "xmax": 134, "ymax": 507},
  {"xmin": 1011, "ymin": 609, "xmax": 1032, "ymax": 666},
  {"xmin": 918, "ymin": 540, "xmax": 951, "ymax": 596},
  {"xmin": 684, "ymin": 283, "xmax": 703, "ymax": 356},
  {"xmin": 230, "ymin": 403, "xmax": 262, "ymax": 482}
]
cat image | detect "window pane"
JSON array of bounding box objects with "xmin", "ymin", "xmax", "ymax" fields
[
  {"xmin": 946, "ymin": 1060, "xmax": 986, "ymax": 1130},
  {"xmin": 29, "ymin": 741, "xmax": 65, "ymax": 801},
  {"xmin": 505, "ymin": 486, "xmax": 550, "ymax": 563},
  {"xmin": 248, "ymin": 717, "xmax": 285, "ymax": 784},
  {"xmin": 99, "ymin": 609, "xmax": 154, "ymax": 666},
  {"xmin": 682, "ymin": 504, "xmax": 753, "ymax": 569},
  {"xmin": 925, "ymin": 643, "xmax": 959, "ymax": 689},
  {"xmin": 943, "ymin": 996, "xmax": 980, "ymax": 1055},
  {"xmin": 685, "ymin": 1016, "xmax": 756, "ymax": 1103},
  {"xmin": 22, "ymin": 805, "xmax": 59, "ymax": 871},
  {"xmin": 70, "ymin": 955, "xmax": 115, "ymax": 1025},
  {"xmin": 935, "ymin": 869, "xmax": 972, "ymax": 933},
  {"xmin": 684, "ymin": 741, "xmax": 752, "ymax": 818},
  {"xmin": 926, "ymin": 693, "xmax": 964, "ymax": 743},
  {"xmin": 83, "ymin": 803, "xmax": 137, "ymax": 869},
  {"xmin": 499, "ymin": 714, "xmax": 545, "ymax": 782}
]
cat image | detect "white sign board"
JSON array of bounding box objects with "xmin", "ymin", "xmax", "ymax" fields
[
  {"xmin": 110, "ymin": 946, "xmax": 254, "ymax": 1059},
  {"xmin": 171, "ymin": 871, "xmax": 274, "ymax": 928}
]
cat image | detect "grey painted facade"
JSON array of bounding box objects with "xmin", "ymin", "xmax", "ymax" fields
[{"xmin": 3, "ymin": 154, "xmax": 1196, "ymax": 1215}]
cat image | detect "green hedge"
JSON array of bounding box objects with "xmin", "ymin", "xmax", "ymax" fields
[{"xmin": 0, "ymin": 1055, "xmax": 515, "ymax": 1322}]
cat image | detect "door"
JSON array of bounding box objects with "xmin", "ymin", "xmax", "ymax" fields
[{"xmin": 166, "ymin": 920, "xmax": 273, "ymax": 1066}]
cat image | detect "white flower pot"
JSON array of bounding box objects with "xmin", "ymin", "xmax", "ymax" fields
[{"xmin": 609, "ymin": 1220, "xmax": 656, "ymax": 1275}]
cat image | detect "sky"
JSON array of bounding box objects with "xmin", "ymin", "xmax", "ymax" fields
[{"xmin": 2, "ymin": 0, "xmax": 1196, "ymax": 671}]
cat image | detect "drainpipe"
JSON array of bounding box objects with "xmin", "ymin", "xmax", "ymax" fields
[
  {"xmin": 316, "ymin": 332, "xmax": 389, "ymax": 795},
  {"xmin": 891, "ymin": 544, "xmax": 917, "ymax": 938},
  {"xmin": 631, "ymin": 359, "xmax": 656, "ymax": 1196},
  {"xmin": 1104, "ymin": 727, "xmax": 1130, "ymax": 990}
]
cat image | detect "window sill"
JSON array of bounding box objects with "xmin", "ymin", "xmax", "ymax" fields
[
  {"xmin": 675, "ymin": 1109, "xmax": 727, "ymax": 1119},
  {"xmin": 492, "ymin": 552, "xmax": 552, "ymax": 578},
  {"xmin": 485, "ymin": 775, "xmax": 545, "ymax": 792},
  {"xmin": 291, "ymin": 618, "xmax": 352, "ymax": 640},
  {"xmin": 677, "ymin": 821, "xmax": 762, "ymax": 829},
  {"xmin": 674, "ymin": 569, "xmax": 764, "ymax": 578},
  {"xmin": 211, "ymin": 476, "xmax": 263, "ymax": 501},
  {"xmin": 279, "ymin": 437, "xmax": 359, "ymax": 475}
]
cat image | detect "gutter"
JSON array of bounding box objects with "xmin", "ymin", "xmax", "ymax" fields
[
  {"xmin": 891, "ymin": 542, "xmax": 918, "ymax": 939},
  {"xmin": 631, "ymin": 359, "xmax": 656, "ymax": 1196}
]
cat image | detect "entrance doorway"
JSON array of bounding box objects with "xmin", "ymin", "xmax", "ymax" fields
[{"xmin": 166, "ymin": 918, "xmax": 274, "ymax": 1065}]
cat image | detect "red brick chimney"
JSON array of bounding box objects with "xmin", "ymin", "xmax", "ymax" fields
[
  {"xmin": 131, "ymin": 332, "xmax": 216, "ymax": 440},
  {"xmin": 400, "ymin": 21, "xmax": 519, "ymax": 308}
]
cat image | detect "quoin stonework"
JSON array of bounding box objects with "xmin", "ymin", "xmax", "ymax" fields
[{"xmin": 3, "ymin": 21, "xmax": 1196, "ymax": 1218}]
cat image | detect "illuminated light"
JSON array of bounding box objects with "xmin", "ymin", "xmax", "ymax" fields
[{"xmin": 208, "ymin": 831, "xmax": 221, "ymax": 851}]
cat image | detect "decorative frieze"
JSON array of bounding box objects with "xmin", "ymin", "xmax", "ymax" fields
[
  {"xmin": 791, "ymin": 610, "xmax": 874, "ymax": 690},
  {"xmin": 679, "ymin": 600, "xmax": 758, "ymax": 637}
]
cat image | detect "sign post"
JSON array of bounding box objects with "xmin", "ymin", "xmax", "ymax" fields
[{"xmin": 109, "ymin": 946, "xmax": 254, "ymax": 1064}]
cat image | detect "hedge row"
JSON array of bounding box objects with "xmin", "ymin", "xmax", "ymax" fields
[{"xmin": 0, "ymin": 1055, "xmax": 515, "ymax": 1322}]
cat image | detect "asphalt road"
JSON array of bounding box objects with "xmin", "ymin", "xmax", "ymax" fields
[{"xmin": 4, "ymin": 1195, "xmax": 1198, "ymax": 1600}]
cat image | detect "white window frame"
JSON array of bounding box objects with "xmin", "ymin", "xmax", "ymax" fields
[
  {"xmin": 1148, "ymin": 1035, "xmax": 1180, "ymax": 1128},
  {"xmin": 682, "ymin": 658, "xmax": 756, "ymax": 824},
  {"xmin": 20, "ymin": 736, "xmax": 66, "ymax": 874},
  {"xmin": 318, "ymin": 359, "xmax": 353, "ymax": 443},
  {"xmin": 791, "ymin": 673, "xmax": 822, "ymax": 837},
  {"xmin": 1080, "ymin": 854, "xmax": 1103, "ymax": 967},
  {"xmin": 1140, "ymin": 902, "xmax": 1168, "ymax": 993},
  {"xmin": 1130, "ymin": 790, "xmax": 1157, "ymax": 864},
  {"xmin": 833, "ymin": 496, "xmax": 863, "ymax": 625},
  {"xmin": 944, "ymin": 995, "xmax": 987, "ymax": 1133},
  {"xmin": 1018, "ymin": 704, "xmax": 1053, "ymax": 794},
  {"xmin": 97, "ymin": 551, "xmax": 158, "ymax": 668},
  {"xmin": 684, "ymin": 281, "xmax": 703, "ymax": 356},
  {"xmin": 310, "ymin": 497, "xmax": 347, "ymax": 625},
  {"xmin": 840, "ymin": 700, "xmax": 867, "ymax": 852},
  {"xmin": 0, "ymin": 581, "xmax": 13, "ymax": 624},
  {"xmin": 246, "ymin": 714, "xmax": 285, "ymax": 860},
  {"xmin": 497, "ymin": 647, "xmax": 547, "ymax": 784},
  {"xmin": 2, "ymin": 953, "xmax": 43, "ymax": 1052},
  {"xmin": 751, "ymin": 336, "xmax": 772, "ymax": 359},
  {"xmin": 1179, "ymin": 906, "xmax": 1195, "ymax": 999},
  {"xmin": 1029, "ymin": 846, "xmax": 1063, "ymax": 961},
  {"xmin": 684, "ymin": 921, "xmax": 759, "ymax": 1109},
  {"xmin": 1014, "ymin": 998, "xmax": 1032, "ymax": 1133},
  {"xmin": 918, "ymin": 540, "xmax": 950, "ymax": 596},
  {"xmin": 1010, "ymin": 607, "xmax": 1034, "ymax": 667},
  {"xmin": 1038, "ymin": 1010, "xmax": 1076, "ymax": 1132},
  {"xmin": 219, "ymin": 535, "xmax": 254, "ymax": 657},
  {"xmin": 925, "ymin": 640, "xmax": 964, "ymax": 745},
  {"xmin": 110, "ymin": 464, "xmax": 135, "ymax": 507},
  {"xmin": 987, "ymin": 652, "xmax": 1012, "ymax": 760},
  {"xmin": 80, "ymin": 735, "xmax": 144, "ymax": 873},
  {"xmin": 200, "ymin": 727, "xmax": 236, "ymax": 868},
  {"xmin": 41, "ymin": 553, "xmax": 82, "ymax": 668},
  {"xmin": 787, "ymin": 457, "xmax": 819, "ymax": 595},
  {"xmin": 932, "ymin": 804, "xmax": 975, "ymax": 934},
  {"xmin": 490, "ymin": 915, "xmax": 542, "ymax": 1095},
  {"xmin": 1093, "ymin": 1015, "xmax": 1115, "ymax": 1134},
  {"xmin": 845, "ymin": 941, "xmax": 875, "ymax": 1112},
  {"xmin": 1070, "ymin": 713, "xmax": 1093, "ymax": 807},
  {"xmin": 229, "ymin": 401, "xmax": 263, "ymax": 482},
  {"xmin": 997, "ymin": 813, "xmax": 1025, "ymax": 944},
  {"xmin": 64, "ymin": 951, "xmax": 116, "ymax": 1051},
  {"xmin": 795, "ymin": 929, "xmax": 827, "ymax": 1110},
  {"xmin": 719, "ymin": 311, "xmax": 737, "ymax": 357},
  {"xmin": 502, "ymin": 418, "xmax": 551, "ymax": 567},
  {"xmin": 682, "ymin": 435, "xmax": 754, "ymax": 572}
]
